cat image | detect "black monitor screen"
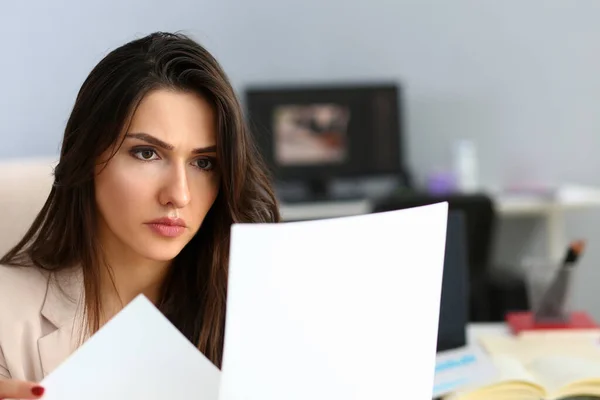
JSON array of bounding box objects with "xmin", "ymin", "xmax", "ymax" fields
[{"xmin": 245, "ymin": 83, "xmax": 404, "ymax": 182}]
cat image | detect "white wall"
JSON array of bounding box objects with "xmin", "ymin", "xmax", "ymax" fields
[{"xmin": 3, "ymin": 0, "xmax": 600, "ymax": 317}]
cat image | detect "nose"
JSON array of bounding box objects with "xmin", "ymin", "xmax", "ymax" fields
[{"xmin": 158, "ymin": 162, "xmax": 191, "ymax": 209}]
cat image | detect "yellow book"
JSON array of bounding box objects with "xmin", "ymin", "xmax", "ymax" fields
[{"xmin": 445, "ymin": 334, "xmax": 600, "ymax": 400}]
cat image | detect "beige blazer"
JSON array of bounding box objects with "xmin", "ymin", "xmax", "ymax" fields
[{"xmin": 0, "ymin": 264, "xmax": 83, "ymax": 382}]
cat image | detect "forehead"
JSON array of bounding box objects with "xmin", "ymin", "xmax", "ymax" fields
[{"xmin": 127, "ymin": 89, "xmax": 217, "ymax": 147}]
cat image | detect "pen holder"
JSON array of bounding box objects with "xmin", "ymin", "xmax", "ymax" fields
[
  {"xmin": 524, "ymin": 258, "xmax": 574, "ymax": 325},
  {"xmin": 506, "ymin": 258, "xmax": 597, "ymax": 333}
]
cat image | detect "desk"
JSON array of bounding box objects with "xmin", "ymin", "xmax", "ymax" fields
[
  {"xmin": 279, "ymin": 187, "xmax": 600, "ymax": 261},
  {"xmin": 279, "ymin": 200, "xmax": 371, "ymax": 221}
]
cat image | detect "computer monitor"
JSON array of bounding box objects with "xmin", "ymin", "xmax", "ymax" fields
[{"xmin": 244, "ymin": 83, "xmax": 410, "ymax": 202}]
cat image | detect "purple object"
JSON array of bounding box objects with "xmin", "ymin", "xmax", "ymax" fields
[{"xmin": 427, "ymin": 171, "xmax": 456, "ymax": 194}]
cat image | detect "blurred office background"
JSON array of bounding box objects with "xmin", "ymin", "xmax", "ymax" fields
[{"xmin": 2, "ymin": 1, "xmax": 600, "ymax": 319}]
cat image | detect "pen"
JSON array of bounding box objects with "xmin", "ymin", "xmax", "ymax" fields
[
  {"xmin": 561, "ymin": 240, "xmax": 585, "ymax": 268},
  {"xmin": 534, "ymin": 240, "xmax": 585, "ymax": 323}
]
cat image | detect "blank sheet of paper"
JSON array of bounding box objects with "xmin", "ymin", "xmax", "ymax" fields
[
  {"xmin": 220, "ymin": 202, "xmax": 448, "ymax": 400},
  {"xmin": 41, "ymin": 295, "xmax": 220, "ymax": 400}
]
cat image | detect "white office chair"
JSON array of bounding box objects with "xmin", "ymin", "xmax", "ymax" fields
[{"xmin": 0, "ymin": 157, "xmax": 57, "ymax": 257}]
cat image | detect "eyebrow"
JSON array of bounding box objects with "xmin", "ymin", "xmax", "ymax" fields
[{"xmin": 125, "ymin": 133, "xmax": 217, "ymax": 154}]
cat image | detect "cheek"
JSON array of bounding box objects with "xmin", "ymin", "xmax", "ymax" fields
[
  {"xmin": 95, "ymin": 160, "xmax": 154, "ymax": 224},
  {"xmin": 188, "ymin": 174, "xmax": 220, "ymax": 224}
]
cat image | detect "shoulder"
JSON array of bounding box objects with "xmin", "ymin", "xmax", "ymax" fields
[{"xmin": 0, "ymin": 264, "xmax": 50, "ymax": 321}]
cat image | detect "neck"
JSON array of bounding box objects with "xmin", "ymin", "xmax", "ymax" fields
[{"xmin": 101, "ymin": 256, "xmax": 170, "ymax": 305}]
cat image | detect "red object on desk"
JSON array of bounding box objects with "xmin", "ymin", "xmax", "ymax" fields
[{"xmin": 506, "ymin": 311, "xmax": 599, "ymax": 334}]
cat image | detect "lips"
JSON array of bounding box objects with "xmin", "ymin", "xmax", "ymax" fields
[{"xmin": 145, "ymin": 217, "xmax": 187, "ymax": 238}]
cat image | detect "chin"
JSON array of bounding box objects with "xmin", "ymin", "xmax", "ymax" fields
[{"xmin": 138, "ymin": 240, "xmax": 188, "ymax": 263}]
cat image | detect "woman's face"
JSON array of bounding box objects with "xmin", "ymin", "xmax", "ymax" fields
[{"xmin": 94, "ymin": 89, "xmax": 220, "ymax": 263}]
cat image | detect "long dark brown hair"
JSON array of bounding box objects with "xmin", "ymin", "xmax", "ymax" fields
[{"xmin": 0, "ymin": 32, "xmax": 279, "ymax": 368}]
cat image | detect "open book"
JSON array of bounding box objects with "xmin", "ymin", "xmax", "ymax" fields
[
  {"xmin": 446, "ymin": 354, "xmax": 600, "ymax": 400},
  {"xmin": 446, "ymin": 333, "xmax": 600, "ymax": 400}
]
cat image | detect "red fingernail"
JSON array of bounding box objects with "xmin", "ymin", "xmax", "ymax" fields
[{"xmin": 31, "ymin": 386, "xmax": 45, "ymax": 397}]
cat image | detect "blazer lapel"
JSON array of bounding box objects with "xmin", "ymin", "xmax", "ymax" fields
[{"xmin": 38, "ymin": 267, "xmax": 84, "ymax": 377}]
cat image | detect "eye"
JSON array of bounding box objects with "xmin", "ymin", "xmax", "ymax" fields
[
  {"xmin": 194, "ymin": 157, "xmax": 215, "ymax": 171},
  {"xmin": 131, "ymin": 148, "xmax": 159, "ymax": 161}
]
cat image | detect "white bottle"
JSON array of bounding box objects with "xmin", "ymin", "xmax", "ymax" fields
[{"xmin": 453, "ymin": 139, "xmax": 478, "ymax": 193}]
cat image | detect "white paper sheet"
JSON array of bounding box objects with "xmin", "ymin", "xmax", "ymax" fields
[
  {"xmin": 40, "ymin": 295, "xmax": 220, "ymax": 400},
  {"xmin": 220, "ymin": 202, "xmax": 448, "ymax": 400}
]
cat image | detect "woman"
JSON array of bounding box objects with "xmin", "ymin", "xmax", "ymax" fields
[{"xmin": 0, "ymin": 31, "xmax": 279, "ymax": 399}]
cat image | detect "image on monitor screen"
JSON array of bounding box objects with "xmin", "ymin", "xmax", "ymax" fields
[
  {"xmin": 273, "ymin": 103, "xmax": 351, "ymax": 166},
  {"xmin": 244, "ymin": 83, "xmax": 411, "ymax": 201}
]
